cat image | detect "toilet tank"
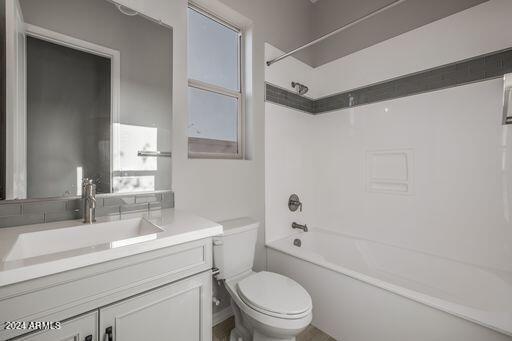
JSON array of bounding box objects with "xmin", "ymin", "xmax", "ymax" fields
[{"xmin": 213, "ymin": 217, "xmax": 259, "ymax": 280}]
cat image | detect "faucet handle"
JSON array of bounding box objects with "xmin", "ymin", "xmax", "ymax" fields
[
  {"xmin": 82, "ymin": 178, "xmax": 93, "ymax": 186},
  {"xmin": 288, "ymin": 194, "xmax": 303, "ymax": 212},
  {"xmin": 82, "ymin": 178, "xmax": 96, "ymax": 199}
]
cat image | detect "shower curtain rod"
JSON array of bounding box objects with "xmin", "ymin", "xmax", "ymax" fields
[{"xmin": 266, "ymin": 0, "xmax": 407, "ymax": 67}]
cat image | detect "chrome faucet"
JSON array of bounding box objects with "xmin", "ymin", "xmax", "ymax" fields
[
  {"xmin": 292, "ymin": 222, "xmax": 308, "ymax": 232},
  {"xmin": 82, "ymin": 178, "xmax": 96, "ymax": 224}
]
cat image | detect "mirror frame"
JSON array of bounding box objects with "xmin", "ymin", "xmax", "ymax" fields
[{"xmin": 0, "ymin": 0, "xmax": 174, "ymax": 202}]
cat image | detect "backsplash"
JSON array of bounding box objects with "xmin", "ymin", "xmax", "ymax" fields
[{"xmin": 0, "ymin": 191, "xmax": 174, "ymax": 228}]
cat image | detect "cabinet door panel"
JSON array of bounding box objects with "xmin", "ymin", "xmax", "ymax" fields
[
  {"xmin": 100, "ymin": 271, "xmax": 212, "ymax": 341},
  {"xmin": 16, "ymin": 312, "xmax": 98, "ymax": 341}
]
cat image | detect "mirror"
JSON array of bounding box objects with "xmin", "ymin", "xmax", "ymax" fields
[{"xmin": 3, "ymin": 0, "xmax": 172, "ymax": 200}]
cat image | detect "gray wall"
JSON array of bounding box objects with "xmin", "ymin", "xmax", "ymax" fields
[
  {"xmin": 218, "ymin": 0, "xmax": 315, "ymax": 64},
  {"xmin": 182, "ymin": 0, "xmax": 315, "ymax": 318},
  {"xmin": 310, "ymin": 0, "xmax": 488, "ymax": 66},
  {"xmin": 27, "ymin": 37, "xmax": 111, "ymax": 197},
  {"xmin": 20, "ymin": 0, "xmax": 173, "ymax": 193}
]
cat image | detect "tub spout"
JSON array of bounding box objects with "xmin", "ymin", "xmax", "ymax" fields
[{"xmin": 292, "ymin": 222, "xmax": 308, "ymax": 232}]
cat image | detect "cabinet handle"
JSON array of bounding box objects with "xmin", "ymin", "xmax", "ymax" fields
[
  {"xmin": 104, "ymin": 326, "xmax": 113, "ymax": 341},
  {"xmin": 85, "ymin": 335, "xmax": 93, "ymax": 341}
]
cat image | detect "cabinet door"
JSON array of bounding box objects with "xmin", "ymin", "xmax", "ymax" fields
[
  {"xmin": 16, "ymin": 312, "xmax": 98, "ymax": 341},
  {"xmin": 99, "ymin": 271, "xmax": 212, "ymax": 341}
]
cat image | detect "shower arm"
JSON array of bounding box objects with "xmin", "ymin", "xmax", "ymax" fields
[{"xmin": 266, "ymin": 0, "xmax": 407, "ymax": 67}]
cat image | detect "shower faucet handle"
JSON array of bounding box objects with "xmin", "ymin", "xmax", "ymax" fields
[{"xmin": 288, "ymin": 194, "xmax": 302, "ymax": 212}]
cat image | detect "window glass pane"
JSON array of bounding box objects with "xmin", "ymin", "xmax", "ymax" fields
[
  {"xmin": 113, "ymin": 123, "xmax": 157, "ymax": 171},
  {"xmin": 113, "ymin": 176, "xmax": 155, "ymax": 193},
  {"xmin": 188, "ymin": 86, "xmax": 238, "ymax": 154},
  {"xmin": 188, "ymin": 8, "xmax": 239, "ymax": 91}
]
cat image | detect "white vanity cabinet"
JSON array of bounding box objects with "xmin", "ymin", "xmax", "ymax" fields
[
  {"xmin": 0, "ymin": 238, "xmax": 214, "ymax": 341},
  {"xmin": 99, "ymin": 272, "xmax": 211, "ymax": 341},
  {"xmin": 14, "ymin": 271, "xmax": 211, "ymax": 341},
  {"xmin": 15, "ymin": 312, "xmax": 98, "ymax": 341}
]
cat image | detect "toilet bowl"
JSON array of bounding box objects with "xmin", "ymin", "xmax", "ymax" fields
[
  {"xmin": 226, "ymin": 271, "xmax": 312, "ymax": 341},
  {"xmin": 214, "ymin": 218, "xmax": 313, "ymax": 341}
]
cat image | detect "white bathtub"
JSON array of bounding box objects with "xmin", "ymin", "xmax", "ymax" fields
[{"xmin": 267, "ymin": 229, "xmax": 512, "ymax": 341}]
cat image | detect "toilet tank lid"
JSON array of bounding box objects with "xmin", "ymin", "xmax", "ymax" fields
[{"xmin": 217, "ymin": 217, "xmax": 259, "ymax": 236}]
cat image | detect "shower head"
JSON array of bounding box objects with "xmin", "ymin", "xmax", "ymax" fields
[{"xmin": 291, "ymin": 81, "xmax": 309, "ymax": 96}]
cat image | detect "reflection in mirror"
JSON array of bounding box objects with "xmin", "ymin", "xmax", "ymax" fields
[
  {"xmin": 3, "ymin": 0, "xmax": 172, "ymax": 200},
  {"xmin": 27, "ymin": 35, "xmax": 112, "ymax": 197}
]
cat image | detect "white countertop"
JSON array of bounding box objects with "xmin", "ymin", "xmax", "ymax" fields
[{"xmin": 0, "ymin": 209, "xmax": 222, "ymax": 287}]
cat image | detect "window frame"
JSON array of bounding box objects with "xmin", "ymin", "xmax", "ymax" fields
[{"xmin": 187, "ymin": 3, "xmax": 244, "ymax": 160}]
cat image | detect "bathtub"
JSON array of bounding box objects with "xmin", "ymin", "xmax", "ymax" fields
[{"xmin": 266, "ymin": 229, "xmax": 512, "ymax": 341}]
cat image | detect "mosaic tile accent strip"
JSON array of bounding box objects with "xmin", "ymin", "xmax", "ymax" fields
[
  {"xmin": 266, "ymin": 47, "xmax": 512, "ymax": 115},
  {"xmin": 0, "ymin": 190, "xmax": 174, "ymax": 228},
  {"xmin": 265, "ymin": 83, "xmax": 315, "ymax": 113}
]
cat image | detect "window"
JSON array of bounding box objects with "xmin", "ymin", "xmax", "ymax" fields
[{"xmin": 187, "ymin": 5, "xmax": 243, "ymax": 158}]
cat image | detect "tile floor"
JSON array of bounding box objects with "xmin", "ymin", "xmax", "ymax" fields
[{"xmin": 213, "ymin": 317, "xmax": 336, "ymax": 341}]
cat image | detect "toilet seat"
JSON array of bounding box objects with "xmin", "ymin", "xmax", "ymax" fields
[{"xmin": 236, "ymin": 271, "xmax": 312, "ymax": 319}]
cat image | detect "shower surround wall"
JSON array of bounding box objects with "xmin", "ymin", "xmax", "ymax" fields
[
  {"xmin": 265, "ymin": 0, "xmax": 512, "ymax": 276},
  {"xmin": 265, "ymin": 44, "xmax": 317, "ymax": 243}
]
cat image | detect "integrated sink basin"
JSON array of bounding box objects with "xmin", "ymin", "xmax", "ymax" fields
[{"xmin": 4, "ymin": 218, "xmax": 164, "ymax": 262}]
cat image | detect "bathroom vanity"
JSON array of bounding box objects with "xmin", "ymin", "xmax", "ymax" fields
[{"xmin": 0, "ymin": 209, "xmax": 222, "ymax": 341}]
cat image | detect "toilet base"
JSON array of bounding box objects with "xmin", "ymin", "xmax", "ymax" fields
[{"xmin": 229, "ymin": 328, "xmax": 244, "ymax": 341}]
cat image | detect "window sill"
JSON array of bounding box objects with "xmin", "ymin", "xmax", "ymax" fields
[{"xmin": 188, "ymin": 152, "xmax": 244, "ymax": 160}]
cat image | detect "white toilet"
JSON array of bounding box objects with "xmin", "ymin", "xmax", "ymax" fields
[{"xmin": 214, "ymin": 218, "xmax": 312, "ymax": 341}]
